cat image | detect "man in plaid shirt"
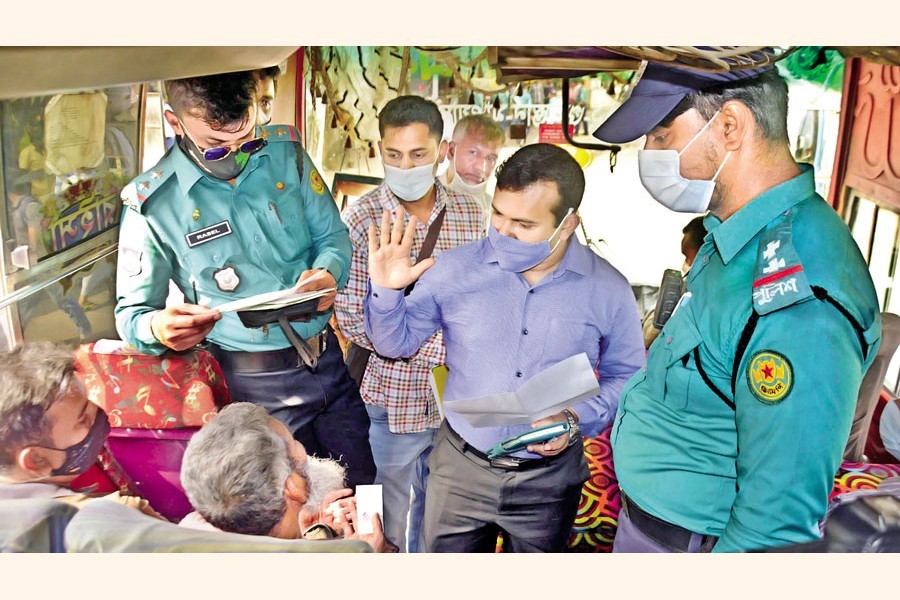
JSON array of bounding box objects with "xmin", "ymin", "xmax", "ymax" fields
[{"xmin": 334, "ymin": 96, "xmax": 484, "ymax": 552}]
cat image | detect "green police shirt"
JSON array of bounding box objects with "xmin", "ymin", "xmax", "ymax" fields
[
  {"xmin": 612, "ymin": 165, "xmax": 882, "ymax": 553},
  {"xmin": 115, "ymin": 125, "xmax": 351, "ymax": 354}
]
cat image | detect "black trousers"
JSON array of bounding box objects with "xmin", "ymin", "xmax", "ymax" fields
[
  {"xmin": 213, "ymin": 328, "xmax": 376, "ymax": 488},
  {"xmin": 423, "ymin": 422, "xmax": 589, "ymax": 552}
]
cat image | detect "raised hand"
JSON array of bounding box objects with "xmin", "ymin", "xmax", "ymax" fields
[{"xmin": 367, "ymin": 209, "xmax": 436, "ymax": 290}]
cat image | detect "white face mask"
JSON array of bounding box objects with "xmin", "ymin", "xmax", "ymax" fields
[
  {"xmin": 448, "ymin": 158, "xmax": 488, "ymax": 197},
  {"xmin": 638, "ymin": 110, "xmax": 730, "ymax": 214},
  {"xmin": 383, "ymin": 155, "xmax": 438, "ymax": 202}
]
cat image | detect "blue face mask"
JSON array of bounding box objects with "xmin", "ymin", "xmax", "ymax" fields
[
  {"xmin": 42, "ymin": 409, "xmax": 111, "ymax": 477},
  {"xmin": 488, "ymin": 208, "xmax": 573, "ymax": 272}
]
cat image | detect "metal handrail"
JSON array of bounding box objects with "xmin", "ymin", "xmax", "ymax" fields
[{"xmin": 0, "ymin": 243, "xmax": 118, "ymax": 311}]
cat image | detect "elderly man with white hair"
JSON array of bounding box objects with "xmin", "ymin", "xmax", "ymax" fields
[{"xmin": 180, "ymin": 402, "xmax": 393, "ymax": 551}]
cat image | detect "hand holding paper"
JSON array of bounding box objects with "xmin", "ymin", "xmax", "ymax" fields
[
  {"xmin": 445, "ymin": 353, "xmax": 601, "ymax": 427},
  {"xmin": 214, "ymin": 269, "xmax": 336, "ymax": 313},
  {"xmin": 295, "ymin": 269, "xmax": 337, "ymax": 311}
]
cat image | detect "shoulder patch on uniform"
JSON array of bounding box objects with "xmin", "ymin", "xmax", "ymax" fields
[
  {"xmin": 260, "ymin": 124, "xmax": 301, "ymax": 144},
  {"xmin": 309, "ymin": 168, "xmax": 325, "ymax": 195},
  {"xmin": 121, "ymin": 166, "xmax": 175, "ymax": 212},
  {"xmin": 746, "ymin": 350, "xmax": 793, "ymax": 404},
  {"xmin": 751, "ymin": 212, "xmax": 813, "ymax": 315}
]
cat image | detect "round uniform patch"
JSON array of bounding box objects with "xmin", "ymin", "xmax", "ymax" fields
[
  {"xmin": 746, "ymin": 350, "xmax": 793, "ymax": 405},
  {"xmin": 310, "ymin": 169, "xmax": 325, "ymax": 195}
]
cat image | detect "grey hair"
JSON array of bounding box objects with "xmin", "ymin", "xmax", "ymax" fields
[
  {"xmin": 659, "ymin": 69, "xmax": 790, "ymax": 144},
  {"xmin": 0, "ymin": 343, "xmax": 76, "ymax": 471},
  {"xmin": 180, "ymin": 402, "xmax": 291, "ymax": 536}
]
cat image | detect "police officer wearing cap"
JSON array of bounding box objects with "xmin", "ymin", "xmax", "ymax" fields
[
  {"xmin": 115, "ymin": 69, "xmax": 375, "ymax": 488},
  {"xmin": 594, "ymin": 60, "xmax": 882, "ymax": 552}
]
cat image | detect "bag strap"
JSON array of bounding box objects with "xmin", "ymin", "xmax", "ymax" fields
[{"xmin": 405, "ymin": 206, "xmax": 446, "ymax": 296}]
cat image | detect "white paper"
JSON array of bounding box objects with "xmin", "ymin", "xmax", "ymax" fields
[
  {"xmin": 214, "ymin": 270, "xmax": 332, "ymax": 313},
  {"xmin": 355, "ymin": 484, "xmax": 383, "ymax": 535},
  {"xmin": 446, "ymin": 353, "xmax": 601, "ymax": 427}
]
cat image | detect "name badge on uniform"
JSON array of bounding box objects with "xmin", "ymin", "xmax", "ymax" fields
[{"xmin": 185, "ymin": 221, "xmax": 233, "ymax": 248}]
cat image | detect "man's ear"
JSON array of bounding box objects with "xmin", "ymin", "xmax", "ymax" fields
[
  {"xmin": 720, "ymin": 100, "xmax": 752, "ymax": 152},
  {"xmin": 560, "ymin": 211, "xmax": 580, "ymax": 240},
  {"xmin": 164, "ymin": 110, "xmax": 183, "ymax": 136},
  {"xmin": 17, "ymin": 447, "xmax": 54, "ymax": 478},
  {"xmin": 284, "ymin": 471, "xmax": 308, "ymax": 505},
  {"xmin": 446, "ymin": 140, "xmax": 456, "ymax": 160},
  {"xmin": 438, "ymin": 139, "xmax": 450, "ymax": 164}
]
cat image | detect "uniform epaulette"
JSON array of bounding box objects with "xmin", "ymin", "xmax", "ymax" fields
[
  {"xmin": 751, "ymin": 209, "xmax": 814, "ymax": 315},
  {"xmin": 121, "ymin": 161, "xmax": 176, "ymax": 213},
  {"xmin": 260, "ymin": 124, "xmax": 302, "ymax": 144}
]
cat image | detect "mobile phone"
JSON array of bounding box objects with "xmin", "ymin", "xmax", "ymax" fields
[
  {"xmin": 653, "ymin": 269, "xmax": 686, "ymax": 329},
  {"xmin": 487, "ymin": 422, "xmax": 570, "ymax": 458},
  {"xmin": 354, "ymin": 484, "xmax": 383, "ymax": 535}
]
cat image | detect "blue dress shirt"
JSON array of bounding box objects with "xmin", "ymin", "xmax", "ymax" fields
[{"xmin": 366, "ymin": 236, "xmax": 645, "ymax": 457}]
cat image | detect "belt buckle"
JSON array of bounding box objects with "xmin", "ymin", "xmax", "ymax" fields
[{"xmin": 489, "ymin": 456, "xmax": 522, "ymax": 470}]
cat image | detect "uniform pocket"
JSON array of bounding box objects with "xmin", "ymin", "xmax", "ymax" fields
[{"xmin": 660, "ymin": 311, "xmax": 703, "ymax": 410}]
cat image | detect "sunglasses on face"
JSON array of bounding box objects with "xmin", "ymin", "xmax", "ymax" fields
[{"xmin": 179, "ymin": 119, "xmax": 267, "ymax": 161}]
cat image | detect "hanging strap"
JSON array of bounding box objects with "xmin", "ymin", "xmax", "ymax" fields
[{"xmin": 405, "ymin": 206, "xmax": 446, "ymax": 297}]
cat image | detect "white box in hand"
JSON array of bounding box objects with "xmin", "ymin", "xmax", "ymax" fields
[{"xmin": 354, "ymin": 484, "xmax": 383, "ymax": 535}]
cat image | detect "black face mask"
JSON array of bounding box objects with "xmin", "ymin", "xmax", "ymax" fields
[
  {"xmin": 44, "ymin": 410, "xmax": 111, "ymax": 477},
  {"xmin": 177, "ymin": 134, "xmax": 250, "ymax": 181}
]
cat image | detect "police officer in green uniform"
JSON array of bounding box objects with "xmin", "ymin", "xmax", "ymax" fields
[
  {"xmin": 115, "ymin": 69, "xmax": 375, "ymax": 488},
  {"xmin": 593, "ymin": 60, "xmax": 882, "ymax": 552}
]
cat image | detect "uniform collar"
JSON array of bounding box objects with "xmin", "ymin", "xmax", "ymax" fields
[
  {"xmin": 709, "ymin": 164, "xmax": 816, "ymax": 265},
  {"xmin": 170, "ymin": 138, "xmax": 271, "ymax": 197}
]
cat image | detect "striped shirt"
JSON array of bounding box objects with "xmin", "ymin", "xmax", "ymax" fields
[{"xmin": 335, "ymin": 180, "xmax": 484, "ymax": 433}]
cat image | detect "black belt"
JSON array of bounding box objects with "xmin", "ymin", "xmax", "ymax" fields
[
  {"xmin": 620, "ymin": 491, "xmax": 718, "ymax": 552},
  {"xmin": 445, "ymin": 424, "xmax": 571, "ymax": 471},
  {"xmin": 209, "ymin": 332, "xmax": 326, "ymax": 373}
]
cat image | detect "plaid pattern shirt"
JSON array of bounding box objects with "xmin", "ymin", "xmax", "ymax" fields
[{"xmin": 335, "ymin": 180, "xmax": 484, "ymax": 433}]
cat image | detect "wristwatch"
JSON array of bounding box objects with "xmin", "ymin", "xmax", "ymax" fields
[{"xmin": 563, "ymin": 409, "xmax": 580, "ymax": 446}]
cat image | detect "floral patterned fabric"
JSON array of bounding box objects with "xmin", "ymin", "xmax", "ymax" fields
[
  {"xmin": 75, "ymin": 342, "xmax": 230, "ymax": 428},
  {"xmin": 563, "ymin": 429, "xmax": 900, "ymax": 552}
]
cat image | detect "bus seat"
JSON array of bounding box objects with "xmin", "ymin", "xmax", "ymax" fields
[
  {"xmin": 73, "ymin": 340, "xmax": 232, "ymax": 522},
  {"xmin": 0, "ymin": 499, "xmax": 78, "ymax": 552},
  {"xmin": 65, "ymin": 498, "xmax": 372, "ymax": 553},
  {"xmin": 844, "ymin": 312, "xmax": 900, "ymax": 462}
]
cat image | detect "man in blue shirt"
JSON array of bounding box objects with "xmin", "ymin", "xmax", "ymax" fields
[
  {"xmin": 593, "ymin": 61, "xmax": 882, "ymax": 552},
  {"xmin": 365, "ymin": 144, "xmax": 645, "ymax": 552},
  {"xmin": 115, "ymin": 70, "xmax": 375, "ymax": 488}
]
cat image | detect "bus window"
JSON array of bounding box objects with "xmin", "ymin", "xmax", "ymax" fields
[
  {"xmin": 0, "ymin": 84, "xmax": 151, "ymax": 347},
  {"xmin": 845, "ymin": 193, "xmax": 900, "ymax": 392}
]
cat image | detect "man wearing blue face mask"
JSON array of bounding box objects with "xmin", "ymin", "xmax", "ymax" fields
[
  {"xmin": 115, "ymin": 69, "xmax": 375, "ymax": 490},
  {"xmin": 593, "ymin": 60, "xmax": 881, "ymax": 552},
  {"xmin": 0, "ymin": 343, "xmax": 160, "ymax": 517},
  {"xmin": 334, "ymin": 96, "xmax": 484, "ymax": 552},
  {"xmin": 364, "ymin": 143, "xmax": 645, "ymax": 552}
]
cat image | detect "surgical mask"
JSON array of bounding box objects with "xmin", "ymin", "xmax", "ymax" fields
[
  {"xmin": 383, "ymin": 157, "xmax": 438, "ymax": 202},
  {"xmin": 177, "ymin": 134, "xmax": 259, "ymax": 181},
  {"xmin": 41, "ymin": 410, "xmax": 111, "ymax": 477},
  {"xmin": 488, "ymin": 208, "xmax": 573, "ymax": 272},
  {"xmin": 638, "ymin": 110, "xmax": 730, "ymax": 213},
  {"xmin": 448, "ymin": 159, "xmax": 488, "ymax": 197}
]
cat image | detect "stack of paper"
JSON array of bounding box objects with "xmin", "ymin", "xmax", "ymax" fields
[{"xmin": 214, "ymin": 270, "xmax": 334, "ymax": 313}]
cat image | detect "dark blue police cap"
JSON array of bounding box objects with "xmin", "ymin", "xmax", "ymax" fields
[{"xmin": 592, "ymin": 61, "xmax": 774, "ymax": 144}]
